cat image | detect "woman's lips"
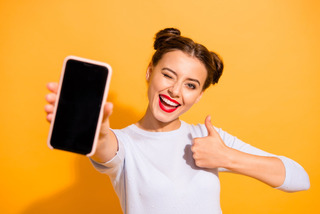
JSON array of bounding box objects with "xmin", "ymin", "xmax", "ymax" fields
[{"xmin": 158, "ymin": 94, "xmax": 181, "ymax": 113}]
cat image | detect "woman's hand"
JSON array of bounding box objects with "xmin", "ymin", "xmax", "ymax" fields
[
  {"xmin": 191, "ymin": 115, "xmax": 231, "ymax": 169},
  {"xmin": 44, "ymin": 82, "xmax": 59, "ymax": 122},
  {"xmin": 44, "ymin": 82, "xmax": 118, "ymax": 163}
]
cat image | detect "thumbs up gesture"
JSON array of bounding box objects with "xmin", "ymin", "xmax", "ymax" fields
[{"xmin": 191, "ymin": 115, "xmax": 231, "ymax": 169}]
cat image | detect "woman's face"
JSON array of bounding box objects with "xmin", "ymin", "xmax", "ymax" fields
[{"xmin": 146, "ymin": 50, "xmax": 207, "ymax": 124}]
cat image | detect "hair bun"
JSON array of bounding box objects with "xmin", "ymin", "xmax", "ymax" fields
[
  {"xmin": 210, "ymin": 51, "xmax": 224, "ymax": 84},
  {"xmin": 154, "ymin": 28, "xmax": 181, "ymax": 50}
]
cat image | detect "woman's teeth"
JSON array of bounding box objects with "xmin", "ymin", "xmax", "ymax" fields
[{"xmin": 160, "ymin": 95, "xmax": 179, "ymax": 107}]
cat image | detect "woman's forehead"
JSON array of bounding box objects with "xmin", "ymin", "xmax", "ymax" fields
[{"xmin": 156, "ymin": 50, "xmax": 207, "ymax": 78}]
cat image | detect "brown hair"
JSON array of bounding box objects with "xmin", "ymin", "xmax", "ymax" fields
[{"xmin": 151, "ymin": 28, "xmax": 224, "ymax": 90}]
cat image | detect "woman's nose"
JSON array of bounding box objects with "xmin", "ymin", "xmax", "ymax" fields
[{"xmin": 168, "ymin": 83, "xmax": 181, "ymax": 98}]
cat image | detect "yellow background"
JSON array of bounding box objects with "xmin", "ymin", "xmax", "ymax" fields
[{"xmin": 1, "ymin": 0, "xmax": 319, "ymax": 213}]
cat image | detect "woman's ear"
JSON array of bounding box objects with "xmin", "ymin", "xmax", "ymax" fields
[{"xmin": 146, "ymin": 65, "xmax": 152, "ymax": 82}]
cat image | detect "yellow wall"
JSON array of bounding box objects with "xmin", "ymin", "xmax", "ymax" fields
[{"xmin": 1, "ymin": 0, "xmax": 319, "ymax": 213}]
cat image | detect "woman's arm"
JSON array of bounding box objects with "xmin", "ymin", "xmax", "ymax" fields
[
  {"xmin": 45, "ymin": 82, "xmax": 118, "ymax": 163},
  {"xmin": 90, "ymin": 102, "xmax": 118, "ymax": 163},
  {"xmin": 191, "ymin": 115, "xmax": 310, "ymax": 191},
  {"xmin": 218, "ymin": 148, "xmax": 285, "ymax": 187}
]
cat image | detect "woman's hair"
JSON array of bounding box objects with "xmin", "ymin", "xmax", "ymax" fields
[{"xmin": 152, "ymin": 28, "xmax": 224, "ymax": 90}]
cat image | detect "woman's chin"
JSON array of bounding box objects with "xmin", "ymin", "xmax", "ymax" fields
[{"xmin": 152, "ymin": 111, "xmax": 181, "ymax": 124}]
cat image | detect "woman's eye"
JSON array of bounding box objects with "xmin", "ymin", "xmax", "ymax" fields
[
  {"xmin": 186, "ymin": 83, "xmax": 196, "ymax": 89},
  {"xmin": 163, "ymin": 73, "xmax": 172, "ymax": 79}
]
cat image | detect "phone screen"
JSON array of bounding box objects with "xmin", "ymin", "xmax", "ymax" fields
[{"xmin": 50, "ymin": 59, "xmax": 109, "ymax": 155}]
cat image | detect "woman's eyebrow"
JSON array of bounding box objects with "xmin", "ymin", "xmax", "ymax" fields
[
  {"xmin": 162, "ymin": 67, "xmax": 177, "ymax": 76},
  {"xmin": 162, "ymin": 67, "xmax": 201, "ymax": 86}
]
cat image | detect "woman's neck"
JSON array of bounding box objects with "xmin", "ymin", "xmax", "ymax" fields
[{"xmin": 136, "ymin": 109, "xmax": 181, "ymax": 132}]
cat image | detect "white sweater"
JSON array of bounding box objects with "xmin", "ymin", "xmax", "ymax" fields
[{"xmin": 90, "ymin": 121, "xmax": 310, "ymax": 214}]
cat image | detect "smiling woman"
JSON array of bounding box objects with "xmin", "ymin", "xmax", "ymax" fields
[
  {"xmin": 45, "ymin": 28, "xmax": 310, "ymax": 214},
  {"xmin": 141, "ymin": 50, "xmax": 209, "ymax": 131}
]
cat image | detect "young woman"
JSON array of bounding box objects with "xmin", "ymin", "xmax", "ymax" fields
[{"xmin": 45, "ymin": 28, "xmax": 310, "ymax": 214}]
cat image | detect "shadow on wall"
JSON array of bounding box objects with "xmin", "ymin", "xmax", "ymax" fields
[{"xmin": 23, "ymin": 94, "xmax": 141, "ymax": 214}]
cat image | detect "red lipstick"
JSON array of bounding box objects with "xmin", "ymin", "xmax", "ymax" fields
[{"xmin": 158, "ymin": 94, "xmax": 180, "ymax": 113}]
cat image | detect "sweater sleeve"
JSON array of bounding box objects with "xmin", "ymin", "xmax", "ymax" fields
[
  {"xmin": 89, "ymin": 129, "xmax": 126, "ymax": 181},
  {"xmin": 215, "ymin": 127, "xmax": 310, "ymax": 192}
]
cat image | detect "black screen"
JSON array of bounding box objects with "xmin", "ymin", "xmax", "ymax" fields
[{"xmin": 50, "ymin": 59, "xmax": 109, "ymax": 155}]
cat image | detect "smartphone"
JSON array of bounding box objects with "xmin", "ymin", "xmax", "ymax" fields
[{"xmin": 47, "ymin": 56, "xmax": 112, "ymax": 156}]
